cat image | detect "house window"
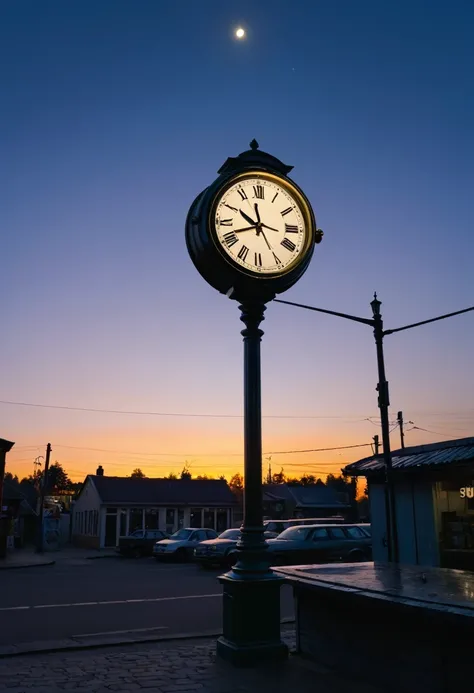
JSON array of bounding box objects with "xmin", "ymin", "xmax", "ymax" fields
[
  {"xmin": 216, "ymin": 509, "xmax": 228, "ymax": 533},
  {"xmin": 93, "ymin": 510, "xmax": 98, "ymax": 536},
  {"xmin": 190, "ymin": 508, "xmax": 202, "ymax": 528},
  {"xmin": 119, "ymin": 509, "xmax": 127, "ymax": 536},
  {"xmin": 145, "ymin": 508, "xmax": 159, "ymax": 530},
  {"xmin": 177, "ymin": 509, "xmax": 184, "ymax": 529},
  {"xmin": 203, "ymin": 509, "xmax": 215, "ymax": 530},
  {"xmin": 166, "ymin": 509, "xmax": 176, "ymax": 533},
  {"xmin": 129, "ymin": 508, "xmax": 143, "ymax": 533}
]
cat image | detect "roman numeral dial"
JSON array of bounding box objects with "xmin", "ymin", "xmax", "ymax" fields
[{"xmin": 214, "ymin": 175, "xmax": 308, "ymax": 275}]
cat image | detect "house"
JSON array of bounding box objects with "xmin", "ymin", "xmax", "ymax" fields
[
  {"xmin": 72, "ymin": 468, "xmax": 238, "ymax": 549},
  {"xmin": 2, "ymin": 482, "xmax": 37, "ymax": 548},
  {"xmin": 262, "ymin": 483, "xmax": 351, "ymax": 520},
  {"xmin": 344, "ymin": 436, "xmax": 474, "ymax": 570}
]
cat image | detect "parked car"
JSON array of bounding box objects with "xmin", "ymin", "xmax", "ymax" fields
[
  {"xmin": 194, "ymin": 528, "xmax": 278, "ymax": 568},
  {"xmin": 266, "ymin": 524, "xmax": 372, "ymax": 565},
  {"xmin": 263, "ymin": 517, "xmax": 346, "ymax": 535},
  {"xmin": 118, "ymin": 529, "xmax": 169, "ymax": 558},
  {"xmin": 153, "ymin": 528, "xmax": 218, "ymax": 562}
]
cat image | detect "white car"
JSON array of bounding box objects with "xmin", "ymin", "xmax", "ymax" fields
[{"xmin": 153, "ymin": 528, "xmax": 218, "ymax": 562}]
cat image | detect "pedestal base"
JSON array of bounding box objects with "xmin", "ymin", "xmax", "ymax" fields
[{"xmin": 217, "ymin": 569, "xmax": 289, "ymax": 666}]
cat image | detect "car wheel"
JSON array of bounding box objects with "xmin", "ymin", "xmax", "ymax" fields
[
  {"xmin": 225, "ymin": 552, "xmax": 238, "ymax": 569},
  {"xmin": 349, "ymin": 550, "xmax": 365, "ymax": 562},
  {"xmin": 175, "ymin": 548, "xmax": 187, "ymax": 563}
]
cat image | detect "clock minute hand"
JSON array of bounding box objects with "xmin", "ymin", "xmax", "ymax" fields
[
  {"xmin": 239, "ymin": 209, "xmax": 258, "ymax": 226},
  {"xmin": 260, "ymin": 229, "xmax": 273, "ymax": 251}
]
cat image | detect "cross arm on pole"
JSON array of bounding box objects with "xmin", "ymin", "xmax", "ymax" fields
[
  {"xmin": 383, "ymin": 305, "xmax": 474, "ymax": 336},
  {"xmin": 274, "ymin": 299, "xmax": 374, "ymax": 327}
]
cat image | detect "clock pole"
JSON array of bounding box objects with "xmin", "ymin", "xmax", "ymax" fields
[{"xmin": 217, "ymin": 297, "xmax": 288, "ymax": 665}]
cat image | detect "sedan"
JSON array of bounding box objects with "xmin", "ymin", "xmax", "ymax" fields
[
  {"xmin": 267, "ymin": 524, "xmax": 372, "ymax": 566},
  {"xmin": 153, "ymin": 527, "xmax": 218, "ymax": 562},
  {"xmin": 194, "ymin": 528, "xmax": 280, "ymax": 568},
  {"xmin": 118, "ymin": 529, "xmax": 169, "ymax": 558}
]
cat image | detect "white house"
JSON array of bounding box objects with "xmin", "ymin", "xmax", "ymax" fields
[{"xmin": 72, "ymin": 468, "xmax": 238, "ymax": 549}]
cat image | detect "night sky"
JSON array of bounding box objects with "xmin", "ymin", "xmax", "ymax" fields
[{"xmin": 2, "ymin": 1, "xmax": 474, "ymax": 481}]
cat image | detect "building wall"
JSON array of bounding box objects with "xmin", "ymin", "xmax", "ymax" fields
[
  {"xmin": 368, "ymin": 482, "xmax": 389, "ymax": 562},
  {"xmin": 369, "ymin": 480, "xmax": 438, "ymax": 566},
  {"xmin": 71, "ymin": 478, "xmax": 102, "ymax": 547}
]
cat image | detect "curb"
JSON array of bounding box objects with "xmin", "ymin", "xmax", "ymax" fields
[
  {"xmin": 0, "ymin": 560, "xmax": 56, "ymax": 571},
  {"xmin": 0, "ymin": 619, "xmax": 296, "ymax": 659}
]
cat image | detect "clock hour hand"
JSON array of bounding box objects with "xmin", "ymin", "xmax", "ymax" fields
[
  {"xmin": 234, "ymin": 225, "xmax": 258, "ymax": 233},
  {"xmin": 239, "ymin": 209, "xmax": 258, "ymax": 226}
]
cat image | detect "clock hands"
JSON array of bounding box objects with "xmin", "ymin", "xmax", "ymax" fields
[
  {"xmin": 239, "ymin": 209, "xmax": 258, "ymax": 227},
  {"xmin": 260, "ymin": 223, "xmax": 280, "ymax": 233},
  {"xmin": 254, "ymin": 203, "xmax": 261, "ymax": 224},
  {"xmin": 260, "ymin": 228, "xmax": 273, "ymax": 252},
  {"xmin": 234, "ymin": 225, "xmax": 258, "ymax": 233}
]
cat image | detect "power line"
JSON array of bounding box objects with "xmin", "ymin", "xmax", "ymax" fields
[
  {"xmin": 0, "ymin": 399, "xmax": 372, "ymax": 421},
  {"xmin": 52, "ymin": 441, "xmax": 371, "ymax": 458}
]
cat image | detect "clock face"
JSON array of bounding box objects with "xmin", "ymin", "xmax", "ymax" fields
[{"xmin": 213, "ymin": 175, "xmax": 308, "ymax": 275}]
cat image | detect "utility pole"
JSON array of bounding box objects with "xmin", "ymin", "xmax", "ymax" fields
[
  {"xmin": 36, "ymin": 443, "xmax": 51, "ymax": 553},
  {"xmin": 266, "ymin": 456, "xmax": 272, "ymax": 484},
  {"xmin": 373, "ymin": 434, "xmax": 380, "ymax": 455},
  {"xmin": 397, "ymin": 411, "xmax": 405, "ymax": 449}
]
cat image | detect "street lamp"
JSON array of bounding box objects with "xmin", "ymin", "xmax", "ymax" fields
[{"xmin": 275, "ymin": 294, "xmax": 474, "ymax": 563}]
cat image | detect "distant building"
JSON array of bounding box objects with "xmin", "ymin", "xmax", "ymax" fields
[
  {"xmin": 344, "ymin": 436, "xmax": 474, "ymax": 571},
  {"xmin": 262, "ymin": 483, "xmax": 351, "ymax": 520},
  {"xmin": 72, "ymin": 470, "xmax": 238, "ymax": 549}
]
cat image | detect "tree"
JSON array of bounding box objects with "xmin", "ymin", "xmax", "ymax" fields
[
  {"xmin": 4, "ymin": 472, "xmax": 19, "ymax": 486},
  {"xmin": 196, "ymin": 474, "xmax": 214, "ymax": 480},
  {"xmin": 218, "ymin": 474, "xmax": 226, "ymax": 481},
  {"xmin": 229, "ymin": 473, "xmax": 244, "ymax": 500},
  {"xmin": 272, "ymin": 468, "xmax": 286, "ymax": 484},
  {"xmin": 47, "ymin": 462, "xmax": 71, "ymax": 493},
  {"xmin": 131, "ymin": 468, "xmax": 146, "ymax": 479},
  {"xmin": 166, "ymin": 472, "xmax": 178, "ymax": 480},
  {"xmin": 299, "ymin": 474, "xmax": 317, "ymax": 486},
  {"xmin": 180, "ymin": 465, "xmax": 192, "ymax": 480}
]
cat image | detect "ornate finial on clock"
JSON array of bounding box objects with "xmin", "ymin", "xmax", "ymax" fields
[{"xmin": 250, "ymin": 139, "xmax": 259, "ymax": 151}]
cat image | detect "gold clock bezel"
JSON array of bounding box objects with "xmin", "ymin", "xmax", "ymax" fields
[{"xmin": 208, "ymin": 171, "xmax": 315, "ymax": 278}]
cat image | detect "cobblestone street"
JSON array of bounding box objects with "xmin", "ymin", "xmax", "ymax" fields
[{"xmin": 0, "ymin": 632, "xmax": 383, "ymax": 693}]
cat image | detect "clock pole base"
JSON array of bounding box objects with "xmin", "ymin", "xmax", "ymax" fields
[{"xmin": 217, "ymin": 570, "xmax": 289, "ymax": 666}]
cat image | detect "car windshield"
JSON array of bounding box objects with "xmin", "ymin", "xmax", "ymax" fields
[
  {"xmin": 170, "ymin": 529, "xmax": 193, "ymax": 540},
  {"xmin": 277, "ymin": 527, "xmax": 310, "ymax": 541},
  {"xmin": 218, "ymin": 529, "xmax": 241, "ymax": 540},
  {"xmin": 129, "ymin": 530, "xmax": 145, "ymax": 538}
]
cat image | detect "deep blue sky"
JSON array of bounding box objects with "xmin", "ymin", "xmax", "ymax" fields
[{"xmin": 2, "ymin": 1, "xmax": 474, "ymax": 480}]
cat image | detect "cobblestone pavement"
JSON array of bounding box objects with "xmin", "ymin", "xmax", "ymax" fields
[{"xmin": 0, "ymin": 632, "xmax": 383, "ymax": 693}]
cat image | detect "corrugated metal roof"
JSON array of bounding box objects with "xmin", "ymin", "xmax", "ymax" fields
[{"xmin": 344, "ymin": 436, "xmax": 474, "ymax": 476}]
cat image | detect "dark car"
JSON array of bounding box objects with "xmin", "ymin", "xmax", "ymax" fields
[
  {"xmin": 118, "ymin": 529, "xmax": 169, "ymax": 558},
  {"xmin": 267, "ymin": 524, "xmax": 372, "ymax": 566},
  {"xmin": 153, "ymin": 528, "xmax": 218, "ymax": 562},
  {"xmin": 194, "ymin": 528, "xmax": 278, "ymax": 568},
  {"xmin": 263, "ymin": 517, "xmax": 346, "ymax": 535}
]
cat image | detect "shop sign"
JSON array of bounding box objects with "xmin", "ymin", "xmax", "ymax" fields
[{"xmin": 460, "ymin": 487, "xmax": 474, "ymax": 498}]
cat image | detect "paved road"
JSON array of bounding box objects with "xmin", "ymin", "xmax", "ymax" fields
[{"xmin": 0, "ymin": 557, "xmax": 294, "ymax": 647}]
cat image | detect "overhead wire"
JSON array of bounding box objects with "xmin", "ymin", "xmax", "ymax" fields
[{"xmin": 0, "ymin": 399, "xmax": 371, "ymax": 420}]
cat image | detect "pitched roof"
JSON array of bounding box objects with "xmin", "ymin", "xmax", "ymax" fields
[
  {"xmin": 344, "ymin": 436, "xmax": 474, "ymax": 477},
  {"xmin": 262, "ymin": 483, "xmax": 350, "ymax": 508},
  {"xmin": 89, "ymin": 476, "xmax": 237, "ymax": 506}
]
